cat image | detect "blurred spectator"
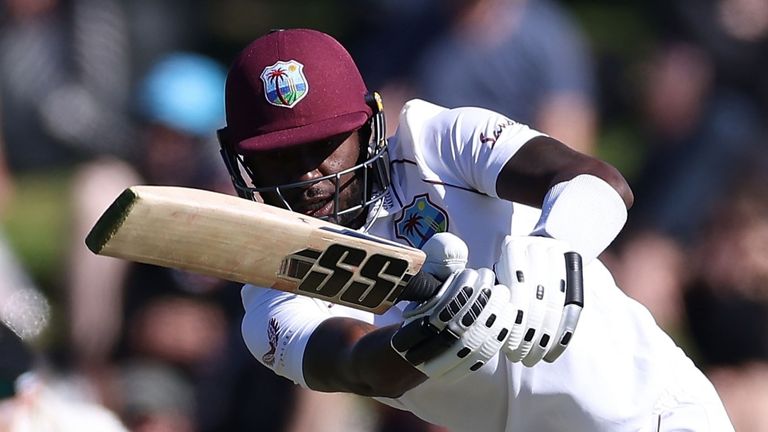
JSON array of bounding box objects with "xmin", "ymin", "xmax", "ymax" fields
[
  {"xmin": 65, "ymin": 53, "xmax": 236, "ymax": 430},
  {"xmin": 623, "ymin": 0, "xmax": 768, "ymax": 246},
  {"xmin": 67, "ymin": 52, "xmax": 228, "ymax": 370},
  {"xmin": 0, "ymin": 321, "xmax": 128, "ymax": 432},
  {"xmin": 414, "ymin": 0, "xmax": 598, "ymax": 154},
  {"xmin": 351, "ymin": 0, "xmax": 597, "ymax": 154},
  {"xmin": 685, "ymin": 168, "xmax": 768, "ymax": 364},
  {"xmin": 116, "ymin": 360, "xmax": 196, "ymax": 432},
  {"xmin": 344, "ymin": 0, "xmax": 448, "ymax": 89},
  {"xmin": 0, "ymin": 0, "xmax": 136, "ymax": 171},
  {"xmin": 133, "ymin": 52, "xmax": 231, "ymax": 189},
  {"xmin": 651, "ymin": 0, "xmax": 768, "ymax": 110},
  {"xmin": 628, "ymin": 42, "xmax": 764, "ymax": 247},
  {"xmin": 611, "ymin": 41, "xmax": 765, "ymax": 331},
  {"xmin": 682, "ymin": 167, "xmax": 768, "ymax": 431},
  {"xmin": 1, "ymin": 0, "xmax": 80, "ymax": 170},
  {"xmin": 1, "ymin": 0, "xmax": 197, "ymax": 361},
  {"xmin": 608, "ymin": 0, "xmax": 767, "ymax": 333},
  {"xmin": 67, "ymin": 159, "xmax": 142, "ymax": 367},
  {"xmin": 0, "ymin": 0, "xmax": 211, "ymax": 173},
  {"xmin": 343, "ymin": 0, "xmax": 449, "ymax": 139}
]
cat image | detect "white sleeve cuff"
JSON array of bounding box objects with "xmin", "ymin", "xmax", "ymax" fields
[{"xmin": 531, "ymin": 174, "xmax": 627, "ymax": 263}]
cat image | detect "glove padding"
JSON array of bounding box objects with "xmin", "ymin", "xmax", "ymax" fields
[
  {"xmin": 494, "ymin": 235, "xmax": 584, "ymax": 366},
  {"xmin": 392, "ymin": 233, "xmax": 517, "ymax": 382}
]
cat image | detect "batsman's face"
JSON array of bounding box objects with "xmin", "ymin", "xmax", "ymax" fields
[{"xmin": 244, "ymin": 132, "xmax": 365, "ymax": 225}]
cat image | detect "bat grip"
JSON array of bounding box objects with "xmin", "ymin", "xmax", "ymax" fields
[{"xmin": 398, "ymin": 271, "xmax": 442, "ymax": 302}]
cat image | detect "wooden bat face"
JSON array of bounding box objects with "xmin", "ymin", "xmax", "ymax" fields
[{"xmin": 86, "ymin": 186, "xmax": 428, "ymax": 313}]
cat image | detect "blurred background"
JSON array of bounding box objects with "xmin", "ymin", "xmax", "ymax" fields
[{"xmin": 0, "ymin": 0, "xmax": 767, "ymax": 431}]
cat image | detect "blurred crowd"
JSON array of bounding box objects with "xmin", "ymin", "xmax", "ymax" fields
[{"xmin": 1, "ymin": 0, "xmax": 767, "ymax": 431}]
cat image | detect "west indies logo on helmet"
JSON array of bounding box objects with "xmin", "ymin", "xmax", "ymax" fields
[
  {"xmin": 260, "ymin": 60, "xmax": 308, "ymax": 108},
  {"xmin": 218, "ymin": 28, "xmax": 390, "ymax": 227}
]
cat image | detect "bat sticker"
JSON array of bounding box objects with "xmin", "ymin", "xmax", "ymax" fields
[{"xmin": 279, "ymin": 244, "xmax": 413, "ymax": 309}]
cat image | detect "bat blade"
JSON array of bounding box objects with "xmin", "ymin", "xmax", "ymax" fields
[{"xmin": 86, "ymin": 186, "xmax": 435, "ymax": 314}]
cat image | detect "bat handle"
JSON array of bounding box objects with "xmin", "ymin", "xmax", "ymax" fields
[{"xmin": 398, "ymin": 271, "xmax": 443, "ymax": 302}]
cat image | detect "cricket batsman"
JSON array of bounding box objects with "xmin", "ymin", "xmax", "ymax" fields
[{"xmin": 216, "ymin": 28, "xmax": 734, "ymax": 431}]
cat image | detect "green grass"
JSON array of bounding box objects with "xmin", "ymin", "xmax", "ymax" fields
[{"xmin": 1, "ymin": 170, "xmax": 73, "ymax": 291}]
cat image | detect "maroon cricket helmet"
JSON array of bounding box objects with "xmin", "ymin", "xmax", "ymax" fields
[{"xmin": 222, "ymin": 28, "xmax": 372, "ymax": 154}]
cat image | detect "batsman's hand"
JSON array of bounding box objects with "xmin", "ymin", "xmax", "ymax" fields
[
  {"xmin": 494, "ymin": 235, "xmax": 584, "ymax": 367},
  {"xmin": 391, "ymin": 233, "xmax": 518, "ymax": 382}
]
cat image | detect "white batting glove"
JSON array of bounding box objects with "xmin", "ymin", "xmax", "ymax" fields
[
  {"xmin": 494, "ymin": 235, "xmax": 584, "ymax": 367},
  {"xmin": 391, "ymin": 233, "xmax": 517, "ymax": 382}
]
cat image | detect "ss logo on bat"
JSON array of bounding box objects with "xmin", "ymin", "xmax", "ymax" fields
[{"xmin": 279, "ymin": 244, "xmax": 411, "ymax": 309}]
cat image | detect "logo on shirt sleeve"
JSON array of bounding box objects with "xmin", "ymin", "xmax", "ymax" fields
[
  {"xmin": 479, "ymin": 119, "xmax": 516, "ymax": 148},
  {"xmin": 394, "ymin": 194, "xmax": 449, "ymax": 248},
  {"xmin": 262, "ymin": 318, "xmax": 279, "ymax": 367}
]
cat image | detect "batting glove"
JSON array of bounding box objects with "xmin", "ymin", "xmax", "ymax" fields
[
  {"xmin": 494, "ymin": 235, "xmax": 584, "ymax": 367},
  {"xmin": 391, "ymin": 233, "xmax": 517, "ymax": 382}
]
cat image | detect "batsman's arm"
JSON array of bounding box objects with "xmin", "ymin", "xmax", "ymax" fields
[
  {"xmin": 496, "ymin": 135, "xmax": 633, "ymax": 208},
  {"xmin": 496, "ymin": 135, "xmax": 633, "ymax": 263},
  {"xmin": 304, "ymin": 318, "xmax": 427, "ymax": 398},
  {"xmin": 301, "ymin": 266, "xmax": 451, "ymax": 397}
]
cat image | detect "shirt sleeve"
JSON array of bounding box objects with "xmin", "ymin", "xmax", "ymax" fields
[
  {"xmin": 241, "ymin": 284, "xmax": 334, "ymax": 388},
  {"xmin": 418, "ymin": 105, "xmax": 544, "ymax": 197}
]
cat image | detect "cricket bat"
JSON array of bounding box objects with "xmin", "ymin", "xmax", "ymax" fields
[{"xmin": 85, "ymin": 186, "xmax": 440, "ymax": 314}]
